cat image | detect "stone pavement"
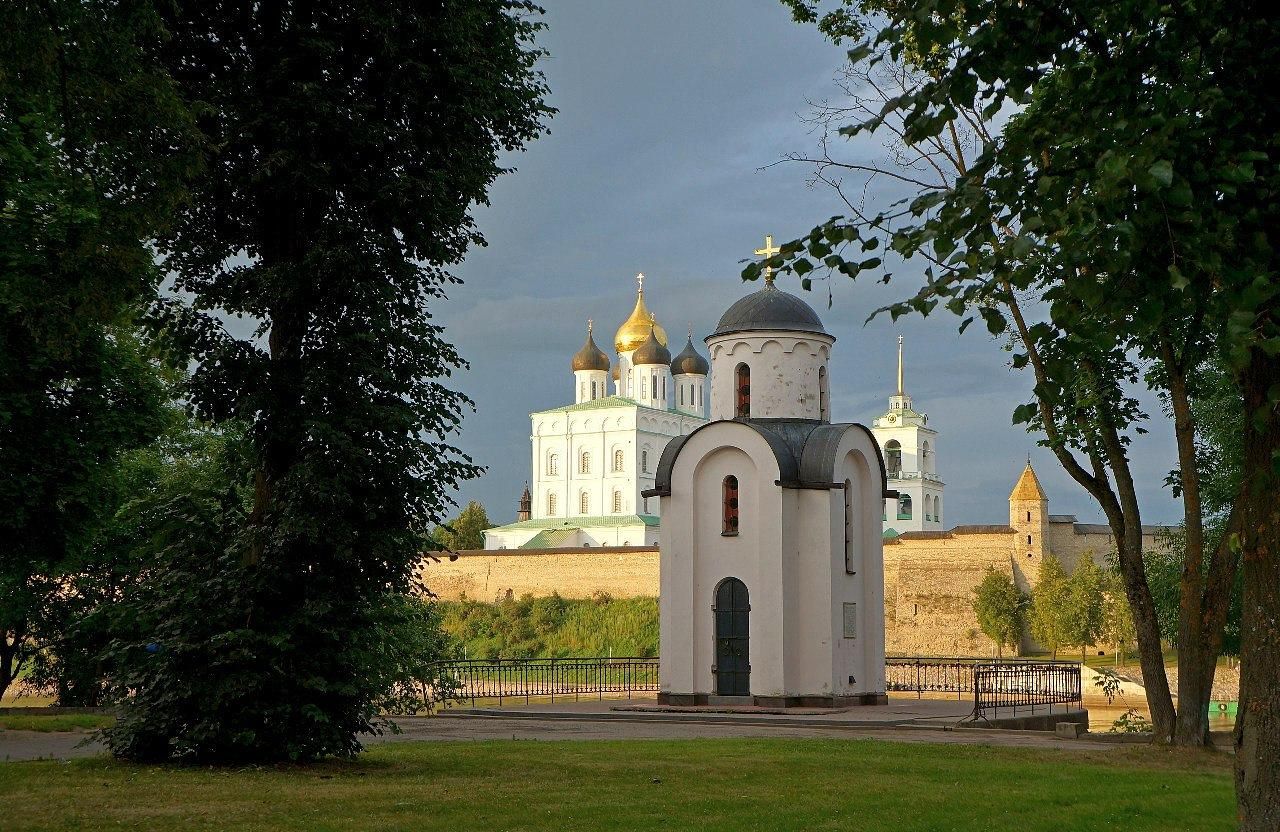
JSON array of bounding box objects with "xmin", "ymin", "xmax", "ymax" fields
[{"xmin": 0, "ymin": 696, "xmax": 1118, "ymax": 763}]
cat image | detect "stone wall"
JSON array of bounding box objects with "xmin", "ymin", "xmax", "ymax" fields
[{"xmin": 422, "ymin": 547, "xmax": 659, "ymax": 602}]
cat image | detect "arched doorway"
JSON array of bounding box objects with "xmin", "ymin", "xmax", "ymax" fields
[{"xmin": 713, "ymin": 578, "xmax": 750, "ymax": 696}]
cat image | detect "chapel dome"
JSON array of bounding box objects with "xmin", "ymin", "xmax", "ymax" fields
[
  {"xmin": 670, "ymin": 336, "xmax": 709, "ymax": 376},
  {"xmin": 632, "ymin": 326, "xmax": 672, "ymax": 366},
  {"xmin": 710, "ymin": 283, "xmax": 827, "ymax": 338},
  {"xmin": 571, "ymin": 325, "xmax": 611, "ymax": 372},
  {"xmin": 615, "ymin": 283, "xmax": 668, "ymax": 353}
]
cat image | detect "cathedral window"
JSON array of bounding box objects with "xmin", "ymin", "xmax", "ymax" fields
[
  {"xmin": 641, "ymin": 376, "xmax": 647, "ymax": 398},
  {"xmin": 897, "ymin": 494, "xmax": 912, "ymax": 520},
  {"xmin": 580, "ymin": 492, "xmax": 590, "ymax": 514},
  {"xmin": 590, "ymin": 381, "xmax": 597, "ymax": 399},
  {"xmin": 734, "ymin": 364, "xmax": 751, "ymax": 418},
  {"xmin": 698, "ymin": 385, "xmax": 703, "ymax": 408},
  {"xmin": 661, "ymin": 375, "xmax": 666, "ymax": 399},
  {"xmin": 722, "ymin": 476, "xmax": 740, "ymax": 535},
  {"xmin": 547, "ymin": 454, "xmax": 559, "ymax": 476},
  {"xmin": 652, "ymin": 373, "xmax": 658, "ymax": 400},
  {"xmin": 580, "ymin": 451, "xmax": 590, "ymax": 474},
  {"xmin": 613, "ymin": 449, "xmax": 624, "ymax": 472},
  {"xmin": 642, "ymin": 449, "xmax": 649, "ymax": 472},
  {"xmin": 885, "ymin": 441, "xmax": 902, "ymax": 478},
  {"xmin": 548, "ymin": 492, "xmax": 558, "ymax": 516},
  {"xmin": 680, "ymin": 385, "xmax": 685, "ymax": 406},
  {"xmin": 612, "ymin": 490, "xmax": 622, "ymax": 513}
]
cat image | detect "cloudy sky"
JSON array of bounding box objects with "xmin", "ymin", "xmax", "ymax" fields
[{"xmin": 437, "ymin": 0, "xmax": 1181, "ymax": 528}]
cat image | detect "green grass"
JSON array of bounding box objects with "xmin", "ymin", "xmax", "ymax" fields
[
  {"xmin": 0, "ymin": 738, "xmax": 1233, "ymax": 831},
  {"xmin": 440, "ymin": 594, "xmax": 658, "ymax": 659},
  {"xmin": 0, "ymin": 713, "xmax": 114, "ymax": 732}
]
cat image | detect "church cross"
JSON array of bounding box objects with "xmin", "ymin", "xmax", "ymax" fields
[
  {"xmin": 754, "ymin": 234, "xmax": 781, "ymax": 285},
  {"xmin": 636, "ymin": 272, "xmax": 645, "ymax": 293}
]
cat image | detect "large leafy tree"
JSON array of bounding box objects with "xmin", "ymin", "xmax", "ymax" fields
[
  {"xmin": 433, "ymin": 501, "xmax": 493, "ymax": 553},
  {"xmin": 773, "ymin": 2, "xmax": 1278, "ymax": 824},
  {"xmin": 0, "ymin": 1, "xmax": 196, "ymax": 702},
  {"xmin": 971, "ymin": 567, "xmax": 1025, "ymax": 659},
  {"xmin": 107, "ymin": 1, "xmax": 552, "ymax": 762},
  {"xmin": 1028, "ymin": 555, "xmax": 1071, "ymax": 660}
]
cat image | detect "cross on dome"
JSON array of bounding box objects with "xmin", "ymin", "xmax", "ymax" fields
[{"xmin": 754, "ymin": 234, "xmax": 781, "ymax": 286}]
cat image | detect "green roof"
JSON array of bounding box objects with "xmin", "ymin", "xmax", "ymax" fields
[
  {"xmin": 521, "ymin": 529, "xmax": 581, "ymax": 549},
  {"xmin": 486, "ymin": 514, "xmax": 659, "ymax": 532}
]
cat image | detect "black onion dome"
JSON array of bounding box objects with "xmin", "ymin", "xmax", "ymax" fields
[
  {"xmin": 571, "ymin": 328, "xmax": 610, "ymax": 372},
  {"xmin": 710, "ymin": 284, "xmax": 827, "ymax": 338},
  {"xmin": 632, "ymin": 327, "xmax": 672, "ymax": 366},
  {"xmin": 670, "ymin": 336, "xmax": 709, "ymax": 375}
]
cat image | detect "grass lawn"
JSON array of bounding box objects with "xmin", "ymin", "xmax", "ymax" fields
[
  {"xmin": 0, "ymin": 738, "xmax": 1234, "ymax": 831},
  {"xmin": 0, "ymin": 713, "xmax": 114, "ymax": 732}
]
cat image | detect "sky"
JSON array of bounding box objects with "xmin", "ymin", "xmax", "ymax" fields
[{"xmin": 436, "ymin": 0, "xmax": 1182, "ymax": 528}]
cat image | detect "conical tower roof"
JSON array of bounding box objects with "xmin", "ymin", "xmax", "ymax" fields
[
  {"xmin": 571, "ymin": 322, "xmax": 610, "ymax": 372},
  {"xmin": 1009, "ymin": 461, "xmax": 1048, "ymax": 501}
]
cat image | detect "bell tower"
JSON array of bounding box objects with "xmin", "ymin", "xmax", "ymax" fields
[{"xmin": 870, "ymin": 337, "xmax": 943, "ymax": 534}]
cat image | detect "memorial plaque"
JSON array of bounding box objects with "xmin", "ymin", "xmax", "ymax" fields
[{"xmin": 842, "ymin": 602, "xmax": 857, "ymax": 639}]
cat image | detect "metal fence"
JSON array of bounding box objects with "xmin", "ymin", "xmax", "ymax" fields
[
  {"xmin": 431, "ymin": 657, "xmax": 660, "ymax": 706},
  {"xmin": 972, "ymin": 661, "xmax": 1082, "ymax": 720}
]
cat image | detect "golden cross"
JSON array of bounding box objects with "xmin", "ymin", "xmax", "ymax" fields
[
  {"xmin": 636, "ymin": 272, "xmax": 645, "ymax": 293},
  {"xmin": 754, "ymin": 234, "xmax": 781, "ymax": 285},
  {"xmin": 587, "ymin": 318, "xmax": 593, "ymax": 334}
]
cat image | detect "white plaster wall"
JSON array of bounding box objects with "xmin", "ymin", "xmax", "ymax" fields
[
  {"xmin": 705, "ymin": 332, "xmax": 833, "ymax": 421},
  {"xmin": 672, "ymin": 372, "xmax": 707, "ymax": 419},
  {"xmin": 573, "ymin": 369, "xmax": 608, "ymax": 404}
]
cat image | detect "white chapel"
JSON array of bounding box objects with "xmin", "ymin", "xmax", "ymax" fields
[
  {"xmin": 483, "ymin": 276, "xmax": 709, "ymax": 549},
  {"xmin": 644, "ymin": 271, "xmax": 889, "ymax": 706}
]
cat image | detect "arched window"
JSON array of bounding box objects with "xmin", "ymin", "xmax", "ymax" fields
[
  {"xmin": 651, "ymin": 373, "xmax": 658, "ymax": 400},
  {"xmin": 734, "ymin": 364, "xmax": 751, "ymax": 418},
  {"xmin": 580, "ymin": 492, "xmax": 590, "ymax": 514},
  {"xmin": 579, "ymin": 451, "xmax": 590, "ymax": 474},
  {"xmin": 547, "ymin": 454, "xmax": 559, "ymax": 476},
  {"xmin": 885, "ymin": 441, "xmax": 902, "ymax": 477},
  {"xmin": 612, "ymin": 490, "xmax": 622, "ymax": 513},
  {"xmin": 661, "ymin": 375, "xmax": 666, "ymax": 398},
  {"xmin": 641, "ymin": 449, "xmax": 649, "ymax": 473},
  {"xmin": 679, "ymin": 385, "xmax": 685, "ymax": 405},
  {"xmin": 819, "ymin": 366, "xmax": 829, "ymax": 421},
  {"xmin": 897, "ymin": 493, "xmax": 912, "ymax": 520},
  {"xmin": 843, "ymin": 478, "xmax": 855, "ymax": 574},
  {"xmin": 921, "ymin": 440, "xmax": 932, "ymax": 474},
  {"xmin": 613, "ymin": 449, "xmax": 624, "ymax": 472},
  {"xmin": 723, "ymin": 475, "xmax": 740, "ymax": 535},
  {"xmin": 548, "ymin": 492, "xmax": 558, "ymax": 516},
  {"xmin": 698, "ymin": 384, "xmax": 703, "ymax": 408},
  {"xmin": 590, "ymin": 380, "xmax": 597, "ymax": 399}
]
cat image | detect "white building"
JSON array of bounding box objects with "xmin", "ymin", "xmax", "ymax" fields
[
  {"xmin": 645, "ymin": 277, "xmax": 889, "ymax": 706},
  {"xmin": 870, "ymin": 336, "xmax": 944, "ymax": 536},
  {"xmin": 483, "ymin": 277, "xmax": 709, "ymax": 549}
]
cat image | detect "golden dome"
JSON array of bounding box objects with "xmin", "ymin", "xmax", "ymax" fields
[{"xmin": 614, "ymin": 277, "xmax": 668, "ymax": 353}]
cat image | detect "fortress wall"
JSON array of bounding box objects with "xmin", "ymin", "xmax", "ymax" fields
[
  {"xmin": 421, "ymin": 547, "xmax": 659, "ymax": 602},
  {"xmin": 883, "ymin": 529, "xmax": 1018, "ymax": 656}
]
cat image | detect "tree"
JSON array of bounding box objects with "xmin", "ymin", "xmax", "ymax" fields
[
  {"xmin": 971, "ymin": 567, "xmax": 1025, "ymax": 659},
  {"xmin": 774, "ymin": 2, "xmax": 1278, "ymax": 821},
  {"xmin": 106, "ymin": 0, "xmax": 553, "ymax": 762},
  {"xmin": 433, "ymin": 501, "xmax": 492, "ymax": 553},
  {"xmin": 1028, "ymin": 555, "xmax": 1072, "ymax": 660},
  {"xmin": 0, "ymin": 2, "xmax": 197, "ymax": 702},
  {"xmin": 1100, "ymin": 567, "xmax": 1137, "ymax": 667},
  {"xmin": 1065, "ymin": 556, "xmax": 1105, "ymax": 663}
]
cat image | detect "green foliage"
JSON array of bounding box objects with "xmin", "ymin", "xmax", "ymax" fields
[
  {"xmin": 1028, "ymin": 555, "xmax": 1072, "ymax": 659},
  {"xmin": 432, "ymin": 501, "xmax": 492, "ymax": 552},
  {"xmin": 971, "ymin": 567, "xmax": 1026, "ymax": 658},
  {"xmin": 1065, "ymin": 556, "xmax": 1106, "ymax": 661},
  {"xmin": 0, "ymin": 0, "xmax": 198, "ymax": 702},
  {"xmin": 106, "ymin": 0, "xmax": 552, "ymax": 762},
  {"xmin": 439, "ymin": 595, "xmax": 659, "ymax": 660},
  {"xmin": 1099, "ymin": 567, "xmax": 1137, "ymax": 663}
]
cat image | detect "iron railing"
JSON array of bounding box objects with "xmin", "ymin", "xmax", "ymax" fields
[
  {"xmin": 972, "ymin": 661, "xmax": 1082, "ymax": 720},
  {"xmin": 430, "ymin": 657, "xmax": 660, "ymax": 706}
]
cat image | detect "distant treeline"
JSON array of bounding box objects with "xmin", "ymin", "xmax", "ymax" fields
[{"xmin": 438, "ymin": 595, "xmax": 658, "ymax": 660}]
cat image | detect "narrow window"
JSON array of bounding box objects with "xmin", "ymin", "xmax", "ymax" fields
[
  {"xmin": 1026, "ymin": 511, "xmax": 1031, "ymax": 522},
  {"xmin": 590, "ymin": 381, "xmax": 597, "ymax": 399},
  {"xmin": 680, "ymin": 385, "xmax": 685, "ymax": 405},
  {"xmin": 547, "ymin": 454, "xmax": 558, "ymax": 476},
  {"xmin": 898, "ymin": 494, "xmax": 912, "ymax": 520},
  {"xmin": 734, "ymin": 364, "xmax": 751, "ymax": 418},
  {"xmin": 580, "ymin": 451, "xmax": 590, "ymax": 474},
  {"xmin": 652, "ymin": 373, "xmax": 658, "ymax": 399},
  {"xmin": 612, "ymin": 491, "xmax": 622, "ymax": 513},
  {"xmin": 698, "ymin": 385, "xmax": 703, "ymax": 408},
  {"xmin": 885, "ymin": 441, "xmax": 902, "ymax": 478},
  {"xmin": 843, "ymin": 479, "xmax": 855, "ymax": 574},
  {"xmin": 641, "ymin": 376, "xmax": 647, "ymax": 398},
  {"xmin": 580, "ymin": 492, "xmax": 589, "ymax": 514},
  {"xmin": 642, "ymin": 449, "xmax": 649, "ymax": 472},
  {"xmin": 819, "ymin": 366, "xmax": 828, "ymax": 421},
  {"xmin": 723, "ymin": 475, "xmax": 740, "ymax": 535},
  {"xmin": 1027, "ymin": 534, "xmax": 1033, "ymax": 546},
  {"xmin": 661, "ymin": 375, "xmax": 666, "ymax": 398},
  {"xmin": 548, "ymin": 492, "xmax": 557, "ymax": 516},
  {"xmin": 613, "ymin": 449, "xmax": 624, "ymax": 472}
]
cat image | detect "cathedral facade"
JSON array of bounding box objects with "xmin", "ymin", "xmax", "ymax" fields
[{"xmin": 483, "ymin": 277, "xmax": 708, "ymax": 549}]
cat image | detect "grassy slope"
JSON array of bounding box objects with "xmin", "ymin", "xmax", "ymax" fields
[
  {"xmin": 0, "ymin": 714, "xmax": 114, "ymax": 732},
  {"xmin": 0, "ymin": 738, "xmax": 1233, "ymax": 831},
  {"xmin": 439, "ymin": 595, "xmax": 658, "ymax": 659}
]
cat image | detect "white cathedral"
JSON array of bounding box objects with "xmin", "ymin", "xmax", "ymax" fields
[{"xmin": 483, "ymin": 248, "xmax": 946, "ymax": 550}]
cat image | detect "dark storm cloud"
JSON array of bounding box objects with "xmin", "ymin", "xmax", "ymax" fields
[{"xmin": 436, "ymin": 0, "xmax": 1182, "ymax": 528}]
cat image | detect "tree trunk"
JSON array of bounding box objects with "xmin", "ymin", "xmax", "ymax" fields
[{"xmin": 1234, "ymin": 349, "xmax": 1280, "ymax": 831}]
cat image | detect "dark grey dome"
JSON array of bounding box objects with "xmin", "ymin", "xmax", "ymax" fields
[
  {"xmin": 670, "ymin": 336, "xmax": 709, "ymax": 375},
  {"xmin": 571, "ymin": 328, "xmax": 610, "ymax": 372},
  {"xmin": 710, "ymin": 284, "xmax": 827, "ymax": 338},
  {"xmin": 632, "ymin": 327, "xmax": 672, "ymax": 366}
]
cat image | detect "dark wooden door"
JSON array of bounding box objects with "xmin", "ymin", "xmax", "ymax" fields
[{"xmin": 714, "ymin": 578, "xmax": 750, "ymax": 696}]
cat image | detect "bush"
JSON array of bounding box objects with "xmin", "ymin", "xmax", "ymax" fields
[{"xmin": 439, "ymin": 595, "xmax": 658, "ymax": 659}]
